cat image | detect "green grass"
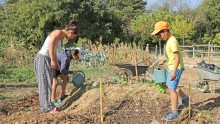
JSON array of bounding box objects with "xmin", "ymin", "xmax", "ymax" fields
[
  {"xmin": 0, "ymin": 92, "xmax": 24, "ymax": 100},
  {"xmin": 0, "ymin": 65, "xmax": 36, "ymax": 83},
  {"xmin": 0, "ymin": 94, "xmax": 7, "ymax": 100},
  {"xmin": 0, "ymin": 82, "xmax": 38, "ymax": 101}
]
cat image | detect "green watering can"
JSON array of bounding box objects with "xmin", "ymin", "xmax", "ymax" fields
[
  {"xmin": 146, "ymin": 67, "xmax": 166, "ymax": 83},
  {"xmin": 72, "ymin": 71, "xmax": 85, "ymax": 88}
]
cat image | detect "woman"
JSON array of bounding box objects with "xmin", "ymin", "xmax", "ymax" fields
[{"xmin": 34, "ymin": 20, "xmax": 78, "ymax": 114}]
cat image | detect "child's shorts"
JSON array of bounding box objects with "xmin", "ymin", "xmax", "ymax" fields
[
  {"xmin": 166, "ymin": 68, "xmax": 184, "ymax": 90},
  {"xmin": 52, "ymin": 69, "xmax": 62, "ymax": 78}
]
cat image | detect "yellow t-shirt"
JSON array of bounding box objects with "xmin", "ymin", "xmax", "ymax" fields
[{"xmin": 166, "ymin": 36, "xmax": 184, "ymax": 70}]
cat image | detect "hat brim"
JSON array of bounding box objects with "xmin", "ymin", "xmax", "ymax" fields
[{"xmin": 151, "ymin": 29, "xmax": 160, "ymax": 35}]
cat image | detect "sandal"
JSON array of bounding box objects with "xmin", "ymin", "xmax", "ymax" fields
[
  {"xmin": 55, "ymin": 106, "xmax": 62, "ymax": 111},
  {"xmin": 49, "ymin": 108, "xmax": 60, "ymax": 114}
]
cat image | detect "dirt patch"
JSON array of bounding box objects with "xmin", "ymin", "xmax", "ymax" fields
[{"xmin": 1, "ymin": 64, "xmax": 220, "ymax": 123}]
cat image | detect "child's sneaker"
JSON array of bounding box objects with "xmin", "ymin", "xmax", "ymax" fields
[
  {"xmin": 163, "ymin": 111, "xmax": 178, "ymax": 121},
  {"xmin": 51, "ymin": 100, "xmax": 62, "ymax": 107},
  {"xmin": 59, "ymin": 94, "xmax": 68, "ymax": 101}
]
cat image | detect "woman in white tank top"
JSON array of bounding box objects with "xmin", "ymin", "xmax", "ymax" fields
[{"xmin": 34, "ymin": 19, "xmax": 78, "ymax": 114}]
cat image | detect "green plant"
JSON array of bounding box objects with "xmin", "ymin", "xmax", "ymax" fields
[
  {"xmin": 156, "ymin": 83, "xmax": 166, "ymax": 93},
  {"xmin": 139, "ymin": 79, "xmax": 154, "ymax": 84},
  {"xmin": 113, "ymin": 75, "xmax": 128, "ymax": 85},
  {"xmin": 0, "ymin": 65, "xmax": 36, "ymax": 82},
  {"xmin": 0, "ymin": 94, "xmax": 7, "ymax": 101}
]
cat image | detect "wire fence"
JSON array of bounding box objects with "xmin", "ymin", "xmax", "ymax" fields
[{"xmin": 148, "ymin": 42, "xmax": 220, "ymax": 63}]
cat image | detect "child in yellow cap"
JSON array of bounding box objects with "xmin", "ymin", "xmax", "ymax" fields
[{"xmin": 152, "ymin": 21, "xmax": 189, "ymax": 121}]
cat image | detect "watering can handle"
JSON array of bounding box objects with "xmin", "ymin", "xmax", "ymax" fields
[
  {"xmin": 149, "ymin": 60, "xmax": 161, "ymax": 69},
  {"xmin": 76, "ymin": 71, "xmax": 86, "ymax": 78}
]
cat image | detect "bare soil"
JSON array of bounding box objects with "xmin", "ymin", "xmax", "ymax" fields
[{"xmin": 1, "ymin": 61, "xmax": 220, "ymax": 124}]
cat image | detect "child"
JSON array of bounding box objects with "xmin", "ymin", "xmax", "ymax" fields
[
  {"xmin": 51, "ymin": 47, "xmax": 84, "ymax": 107},
  {"xmin": 151, "ymin": 21, "xmax": 189, "ymax": 121}
]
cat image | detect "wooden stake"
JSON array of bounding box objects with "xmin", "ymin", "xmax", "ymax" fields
[
  {"xmin": 134, "ymin": 52, "xmax": 139, "ymax": 81},
  {"xmin": 112, "ymin": 47, "xmax": 115, "ymax": 64},
  {"xmin": 100, "ymin": 78, "xmax": 103, "ymax": 124},
  {"xmin": 189, "ymin": 82, "xmax": 191, "ymax": 120}
]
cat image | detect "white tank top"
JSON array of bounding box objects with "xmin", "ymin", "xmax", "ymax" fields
[{"xmin": 39, "ymin": 36, "xmax": 62, "ymax": 57}]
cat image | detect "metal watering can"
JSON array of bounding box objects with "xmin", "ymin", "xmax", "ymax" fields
[
  {"xmin": 72, "ymin": 71, "xmax": 85, "ymax": 88},
  {"xmin": 146, "ymin": 67, "xmax": 166, "ymax": 83}
]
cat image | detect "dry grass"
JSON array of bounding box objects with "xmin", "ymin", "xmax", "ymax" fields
[{"xmin": 86, "ymin": 41, "xmax": 155, "ymax": 66}]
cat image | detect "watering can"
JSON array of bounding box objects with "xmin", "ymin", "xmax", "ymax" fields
[
  {"xmin": 72, "ymin": 71, "xmax": 85, "ymax": 88},
  {"xmin": 146, "ymin": 67, "xmax": 166, "ymax": 83}
]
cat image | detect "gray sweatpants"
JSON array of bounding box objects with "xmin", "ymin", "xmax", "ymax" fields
[{"xmin": 34, "ymin": 53, "xmax": 54, "ymax": 112}]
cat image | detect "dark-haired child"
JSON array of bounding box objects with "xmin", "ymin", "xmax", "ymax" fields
[{"xmin": 51, "ymin": 47, "xmax": 84, "ymax": 107}]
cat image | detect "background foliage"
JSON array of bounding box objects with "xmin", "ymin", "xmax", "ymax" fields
[
  {"xmin": 0, "ymin": 0, "xmax": 219, "ymax": 50},
  {"xmin": 0, "ymin": 0, "xmax": 220, "ymax": 82}
]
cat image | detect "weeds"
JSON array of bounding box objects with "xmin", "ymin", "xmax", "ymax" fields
[
  {"xmin": 156, "ymin": 83, "xmax": 166, "ymax": 93},
  {"xmin": 0, "ymin": 65, "xmax": 36, "ymax": 83},
  {"xmin": 195, "ymin": 110, "xmax": 212, "ymax": 122},
  {"xmin": 0, "ymin": 94, "xmax": 7, "ymax": 101}
]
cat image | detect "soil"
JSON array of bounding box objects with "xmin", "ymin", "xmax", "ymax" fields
[{"xmin": 1, "ymin": 60, "xmax": 220, "ymax": 124}]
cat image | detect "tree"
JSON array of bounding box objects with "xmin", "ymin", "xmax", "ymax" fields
[
  {"xmin": 131, "ymin": 10, "xmax": 175, "ymax": 48},
  {"xmin": 171, "ymin": 15, "xmax": 195, "ymax": 46},
  {"xmin": 106, "ymin": 0, "xmax": 147, "ymax": 43},
  {"xmin": 194, "ymin": 0, "xmax": 220, "ymax": 44},
  {"xmin": 0, "ymin": 0, "xmax": 148, "ymax": 50},
  {"xmin": 1, "ymin": 0, "xmax": 73, "ymax": 49}
]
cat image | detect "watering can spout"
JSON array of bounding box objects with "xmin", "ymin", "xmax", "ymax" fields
[{"xmin": 146, "ymin": 71, "xmax": 155, "ymax": 81}]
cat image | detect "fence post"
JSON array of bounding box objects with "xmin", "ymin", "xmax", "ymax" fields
[
  {"xmin": 135, "ymin": 52, "xmax": 139, "ymax": 81},
  {"xmin": 145, "ymin": 44, "xmax": 150, "ymax": 66},
  {"xmin": 208, "ymin": 42, "xmax": 211, "ymax": 63},
  {"xmin": 211, "ymin": 44, "xmax": 213, "ymax": 61},
  {"xmin": 193, "ymin": 45, "xmax": 195, "ymax": 58}
]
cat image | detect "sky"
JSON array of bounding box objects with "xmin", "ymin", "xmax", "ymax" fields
[{"xmin": 146, "ymin": 0, "xmax": 203, "ymax": 9}]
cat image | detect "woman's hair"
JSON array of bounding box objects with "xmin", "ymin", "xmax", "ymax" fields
[{"xmin": 65, "ymin": 19, "xmax": 78, "ymax": 34}]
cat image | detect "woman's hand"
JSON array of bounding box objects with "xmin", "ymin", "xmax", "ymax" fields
[{"xmin": 51, "ymin": 60, "xmax": 58, "ymax": 70}]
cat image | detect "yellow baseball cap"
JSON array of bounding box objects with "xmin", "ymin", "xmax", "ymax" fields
[{"xmin": 151, "ymin": 21, "xmax": 169, "ymax": 35}]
